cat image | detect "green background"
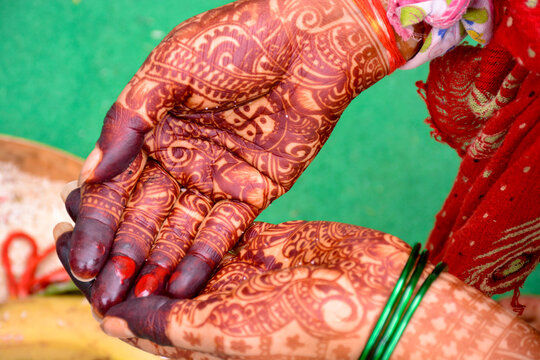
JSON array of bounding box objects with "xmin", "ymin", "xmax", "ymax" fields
[{"xmin": 1, "ymin": 0, "xmax": 536, "ymax": 295}]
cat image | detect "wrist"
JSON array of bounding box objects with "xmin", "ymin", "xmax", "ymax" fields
[
  {"xmin": 347, "ymin": 0, "xmax": 406, "ymax": 71},
  {"xmin": 358, "ymin": 243, "xmax": 447, "ymax": 359},
  {"xmin": 395, "ymin": 271, "xmax": 540, "ymax": 358}
]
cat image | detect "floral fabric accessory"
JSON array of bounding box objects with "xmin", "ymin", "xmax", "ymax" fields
[{"xmin": 387, "ymin": 0, "xmax": 494, "ymax": 69}]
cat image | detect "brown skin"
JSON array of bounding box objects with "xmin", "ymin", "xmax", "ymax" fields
[
  {"xmin": 59, "ymin": 187, "xmax": 540, "ymax": 359},
  {"xmin": 55, "ymin": 220, "xmax": 540, "ymax": 359},
  {"xmin": 67, "ymin": 0, "xmax": 422, "ymax": 316}
]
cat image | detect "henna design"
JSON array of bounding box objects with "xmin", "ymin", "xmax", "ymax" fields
[
  {"xmin": 69, "ymin": 153, "xmax": 146, "ymax": 281},
  {"xmin": 59, "ymin": 1, "xmax": 540, "ymax": 357},
  {"xmin": 72, "ymin": 0, "xmax": 400, "ymax": 301},
  {"xmin": 90, "ymin": 159, "xmax": 180, "ymax": 316},
  {"xmin": 168, "ymin": 200, "xmax": 257, "ymax": 298},
  {"xmin": 133, "ymin": 190, "xmax": 213, "ymax": 298},
  {"xmin": 115, "ymin": 222, "xmax": 411, "ymax": 359},
  {"xmin": 180, "ymin": 222, "xmax": 406, "ymax": 335},
  {"xmin": 394, "ymin": 272, "xmax": 540, "ymax": 359},
  {"xmin": 97, "ymin": 221, "xmax": 539, "ymax": 359},
  {"xmin": 79, "ymin": 153, "xmax": 147, "ymax": 231},
  {"xmin": 91, "ymin": 103, "xmax": 154, "ymax": 182},
  {"xmin": 495, "ymin": 319, "xmax": 540, "ymax": 359},
  {"xmin": 143, "ymin": 0, "xmax": 391, "ymax": 199}
]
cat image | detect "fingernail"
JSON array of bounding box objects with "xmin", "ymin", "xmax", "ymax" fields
[
  {"xmin": 134, "ymin": 266, "xmax": 169, "ymax": 298},
  {"xmin": 53, "ymin": 222, "xmax": 74, "ymax": 242},
  {"xmin": 134, "ymin": 274, "xmax": 157, "ymax": 298},
  {"xmin": 101, "ymin": 316, "xmax": 135, "ymax": 338},
  {"xmin": 70, "ymin": 272, "xmax": 96, "ymax": 282},
  {"xmin": 79, "ymin": 147, "xmax": 103, "ymax": 185},
  {"xmin": 69, "ymin": 218, "xmax": 114, "ymax": 282},
  {"xmin": 92, "ymin": 309, "xmax": 104, "ymax": 323},
  {"xmin": 60, "ymin": 180, "xmax": 79, "ymax": 202}
]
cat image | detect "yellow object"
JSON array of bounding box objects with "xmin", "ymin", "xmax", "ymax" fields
[{"xmin": 0, "ymin": 296, "xmax": 157, "ymax": 359}]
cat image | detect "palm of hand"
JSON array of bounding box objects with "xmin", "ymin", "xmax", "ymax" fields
[
  {"xmin": 66, "ymin": 0, "xmax": 390, "ymax": 316},
  {"xmin": 56, "ymin": 220, "xmax": 409, "ymax": 359}
]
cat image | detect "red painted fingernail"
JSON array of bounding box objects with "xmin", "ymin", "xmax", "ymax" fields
[
  {"xmin": 134, "ymin": 274, "xmax": 159, "ymax": 298},
  {"xmin": 91, "ymin": 255, "xmax": 138, "ymax": 317},
  {"xmin": 113, "ymin": 255, "xmax": 137, "ymax": 284},
  {"xmin": 134, "ymin": 266, "xmax": 169, "ymax": 298}
]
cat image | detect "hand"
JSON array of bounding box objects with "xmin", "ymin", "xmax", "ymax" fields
[
  {"xmin": 55, "ymin": 219, "xmax": 540, "ymax": 359},
  {"xmin": 58, "ymin": 219, "xmax": 412, "ymax": 358},
  {"xmin": 67, "ymin": 0, "xmax": 401, "ymax": 315}
]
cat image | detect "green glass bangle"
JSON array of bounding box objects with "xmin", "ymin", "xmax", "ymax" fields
[
  {"xmin": 358, "ymin": 243, "xmax": 421, "ymax": 360},
  {"xmin": 379, "ymin": 262, "xmax": 447, "ymax": 360},
  {"xmin": 370, "ymin": 249, "xmax": 429, "ymax": 359}
]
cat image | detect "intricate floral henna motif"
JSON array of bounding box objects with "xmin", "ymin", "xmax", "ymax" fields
[
  {"xmin": 69, "ymin": 153, "xmax": 146, "ymax": 281},
  {"xmin": 89, "ymin": 159, "xmax": 180, "ymax": 315},
  {"xmin": 395, "ymin": 272, "xmax": 540, "ymax": 359},
  {"xmin": 71, "ymin": 0, "xmax": 398, "ymax": 304},
  {"xmin": 118, "ymin": 222, "xmax": 411, "ymax": 358},
  {"xmin": 90, "ymin": 221, "xmax": 539, "ymax": 359},
  {"xmin": 133, "ymin": 190, "xmax": 213, "ymax": 298},
  {"xmin": 57, "ymin": 0, "xmax": 540, "ymax": 357}
]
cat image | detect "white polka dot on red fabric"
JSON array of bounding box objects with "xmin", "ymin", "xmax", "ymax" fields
[
  {"xmin": 525, "ymin": 0, "xmax": 537, "ymax": 9},
  {"xmin": 523, "ymin": 166, "xmax": 531, "ymax": 173}
]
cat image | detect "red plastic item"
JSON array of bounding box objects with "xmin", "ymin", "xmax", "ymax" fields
[{"xmin": 1, "ymin": 231, "xmax": 70, "ymax": 298}]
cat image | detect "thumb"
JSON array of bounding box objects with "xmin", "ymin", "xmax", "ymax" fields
[
  {"xmin": 103, "ymin": 296, "xmax": 176, "ymax": 346},
  {"xmin": 79, "ymin": 102, "xmax": 153, "ymax": 184}
]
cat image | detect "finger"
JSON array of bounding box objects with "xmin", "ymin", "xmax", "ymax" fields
[
  {"xmin": 102, "ymin": 296, "xmax": 176, "ymax": 346},
  {"xmin": 61, "ymin": 180, "xmax": 80, "ymax": 221},
  {"xmin": 167, "ymin": 200, "xmax": 258, "ymax": 299},
  {"xmin": 64, "ymin": 187, "xmax": 81, "ymax": 221},
  {"xmin": 79, "ymin": 51, "xmax": 180, "ymax": 185},
  {"xmin": 90, "ymin": 160, "xmax": 180, "ymax": 317},
  {"xmin": 132, "ymin": 190, "xmax": 212, "ymax": 298},
  {"xmin": 54, "ymin": 222, "xmax": 92, "ymax": 299},
  {"xmin": 200, "ymin": 222, "xmax": 287, "ymax": 294},
  {"xmin": 103, "ymin": 267, "xmax": 352, "ymax": 355},
  {"xmin": 79, "ymin": 104, "xmax": 153, "ymax": 185},
  {"xmin": 69, "ymin": 153, "xmax": 146, "ymax": 282},
  {"xmin": 60, "ymin": 180, "xmax": 78, "ymax": 203}
]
